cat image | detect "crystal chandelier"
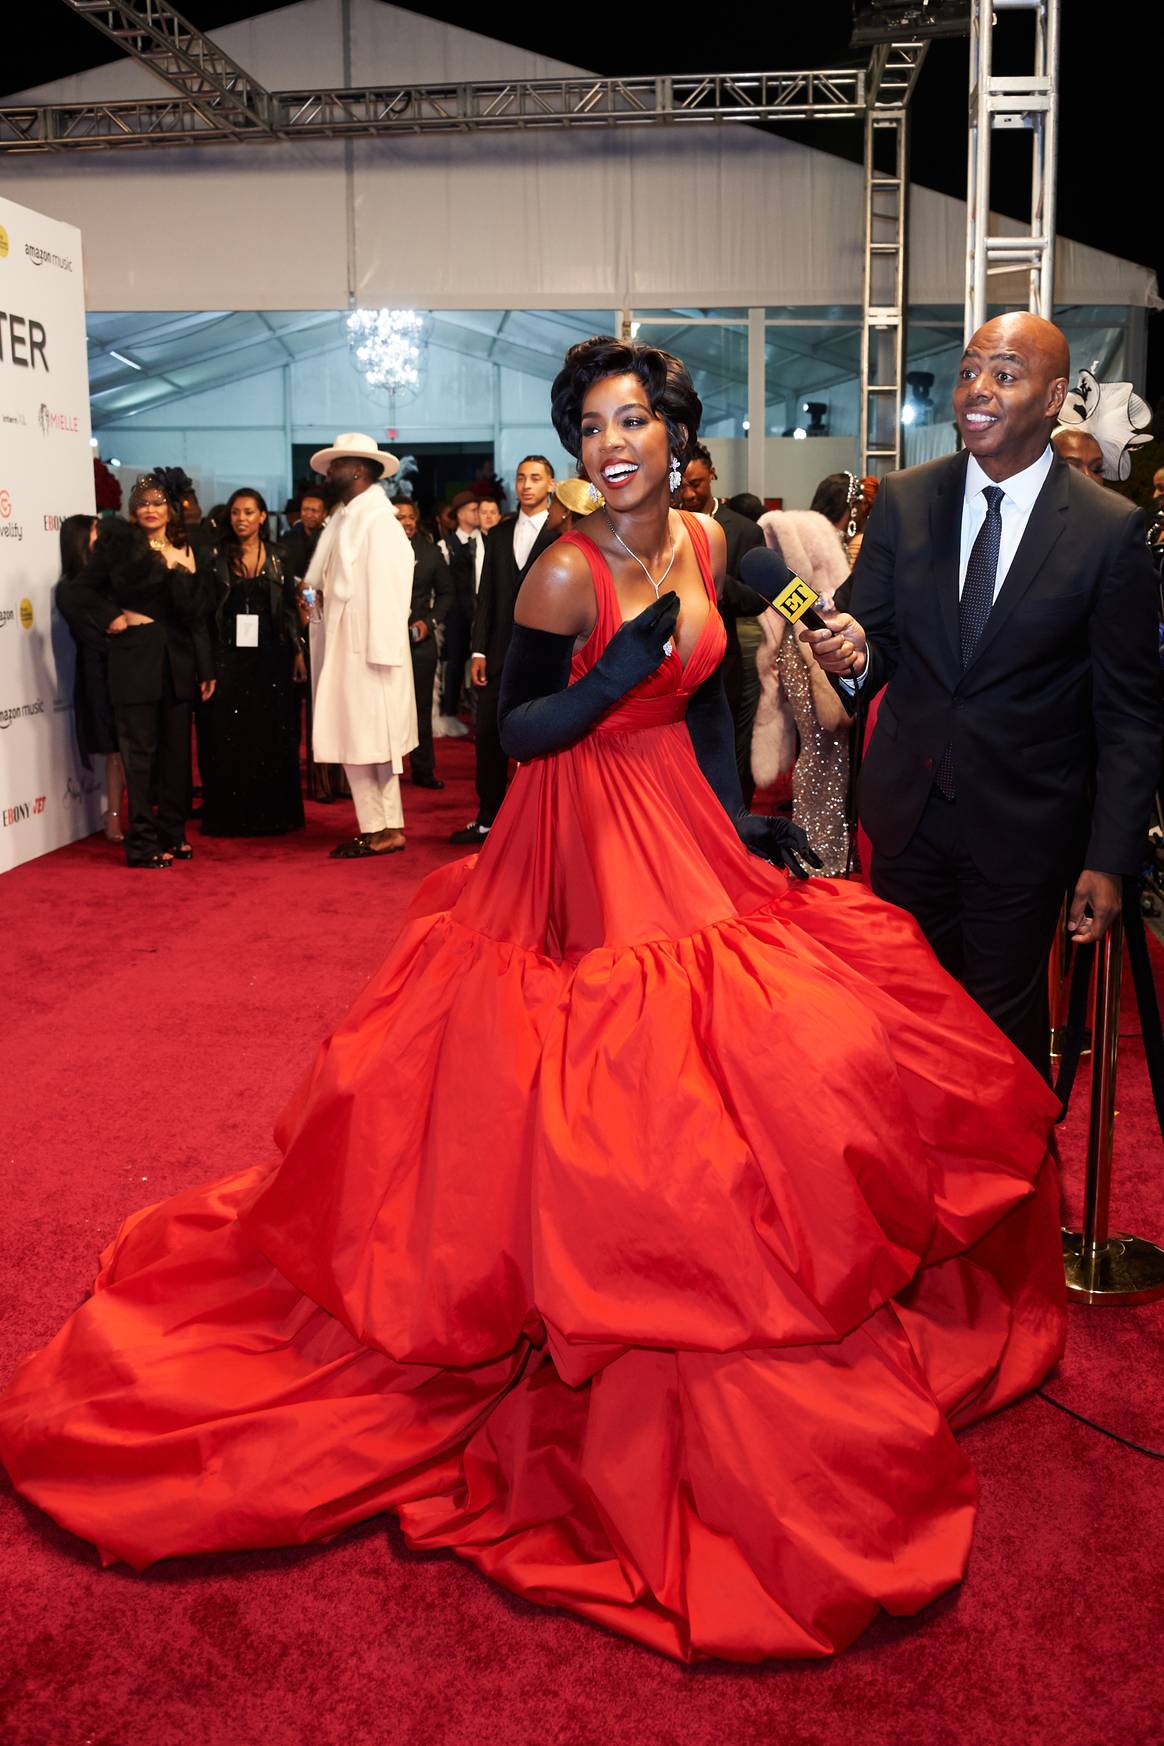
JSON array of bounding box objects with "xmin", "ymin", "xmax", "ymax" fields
[{"xmin": 346, "ymin": 307, "xmax": 432, "ymax": 403}]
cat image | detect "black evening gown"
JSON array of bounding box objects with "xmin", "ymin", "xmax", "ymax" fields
[{"xmin": 201, "ymin": 578, "xmax": 304, "ymax": 837}]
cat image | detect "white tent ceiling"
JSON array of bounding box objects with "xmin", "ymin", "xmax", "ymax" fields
[{"xmin": 3, "ymin": 0, "xmax": 1156, "ymax": 318}]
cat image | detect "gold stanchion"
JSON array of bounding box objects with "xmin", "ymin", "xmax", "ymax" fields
[
  {"xmin": 1062, "ymin": 912, "xmax": 1164, "ymax": 1304},
  {"xmin": 1049, "ymin": 900, "xmax": 1089, "ymax": 1062}
]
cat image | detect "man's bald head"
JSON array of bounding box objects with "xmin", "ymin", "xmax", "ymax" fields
[
  {"xmin": 953, "ymin": 312, "xmax": 1071, "ymax": 483},
  {"xmin": 971, "ymin": 312, "xmax": 1070, "ymax": 380}
]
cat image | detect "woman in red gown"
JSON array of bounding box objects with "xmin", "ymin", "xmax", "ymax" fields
[{"xmin": 0, "ymin": 339, "xmax": 1065, "ymax": 1665}]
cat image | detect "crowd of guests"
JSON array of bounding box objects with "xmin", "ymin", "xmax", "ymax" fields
[
  {"xmin": 59, "ymin": 369, "xmax": 1159, "ymax": 879},
  {"xmin": 53, "ymin": 450, "xmax": 885, "ymax": 871}
]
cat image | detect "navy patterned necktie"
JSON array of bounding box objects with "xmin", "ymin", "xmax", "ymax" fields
[
  {"xmin": 959, "ymin": 484, "xmax": 1005, "ymax": 665},
  {"xmin": 934, "ymin": 484, "xmax": 1005, "ymax": 799}
]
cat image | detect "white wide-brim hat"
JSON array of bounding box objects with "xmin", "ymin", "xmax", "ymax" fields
[{"xmin": 309, "ymin": 431, "xmax": 400, "ymax": 480}]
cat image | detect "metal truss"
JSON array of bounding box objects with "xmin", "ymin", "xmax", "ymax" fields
[
  {"xmin": 0, "ymin": 66, "xmax": 869, "ymax": 153},
  {"xmin": 56, "ymin": 1, "xmax": 274, "ymax": 136},
  {"xmin": 965, "ymin": 0, "xmax": 1060, "ymax": 334},
  {"xmin": 859, "ymin": 42, "xmax": 929, "ymax": 477}
]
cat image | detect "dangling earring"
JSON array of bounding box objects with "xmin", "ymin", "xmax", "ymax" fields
[
  {"xmin": 586, "ymin": 481, "xmax": 601, "ymax": 506},
  {"xmin": 844, "ymin": 470, "xmax": 860, "ymax": 544},
  {"xmin": 668, "ymin": 455, "xmax": 682, "ymax": 494}
]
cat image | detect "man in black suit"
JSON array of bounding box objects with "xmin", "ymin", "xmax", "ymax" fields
[
  {"xmin": 811, "ymin": 312, "xmax": 1160, "ymax": 1070},
  {"xmin": 679, "ymin": 444, "xmax": 768, "ymax": 805},
  {"xmin": 437, "ymin": 490, "xmax": 483, "ymax": 726},
  {"xmin": 450, "ymin": 456, "xmax": 559, "ymax": 845},
  {"xmin": 280, "ymin": 487, "xmax": 330, "ymax": 587},
  {"xmin": 396, "ymin": 500, "xmax": 455, "ymax": 790}
]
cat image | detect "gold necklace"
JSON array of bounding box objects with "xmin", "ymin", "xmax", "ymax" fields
[{"xmin": 149, "ymin": 534, "xmax": 166, "ymax": 552}]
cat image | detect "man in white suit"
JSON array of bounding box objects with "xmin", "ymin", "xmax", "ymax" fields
[{"xmin": 305, "ymin": 433, "xmax": 418, "ymax": 858}]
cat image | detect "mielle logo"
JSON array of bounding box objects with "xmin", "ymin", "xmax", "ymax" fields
[
  {"xmin": 0, "ymin": 490, "xmax": 11, "ymax": 519},
  {"xmin": 2, "ymin": 796, "xmax": 46, "ymax": 827},
  {"xmin": 38, "ymin": 404, "xmax": 78, "ymax": 437}
]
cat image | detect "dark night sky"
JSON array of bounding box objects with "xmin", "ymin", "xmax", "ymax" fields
[{"xmin": 7, "ymin": 1, "xmax": 1161, "ymax": 397}]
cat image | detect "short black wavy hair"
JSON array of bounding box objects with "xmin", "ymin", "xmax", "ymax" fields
[{"xmin": 551, "ymin": 336, "xmax": 703, "ymax": 464}]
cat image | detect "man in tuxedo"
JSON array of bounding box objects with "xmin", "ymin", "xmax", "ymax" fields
[
  {"xmin": 396, "ymin": 499, "xmax": 454, "ymax": 790},
  {"xmin": 811, "ymin": 312, "xmax": 1160, "ymax": 1070},
  {"xmin": 679, "ymin": 443, "xmax": 768, "ymax": 804},
  {"xmin": 437, "ymin": 490, "xmax": 484, "ymax": 728},
  {"xmin": 450, "ymin": 456, "xmax": 558, "ymax": 845}
]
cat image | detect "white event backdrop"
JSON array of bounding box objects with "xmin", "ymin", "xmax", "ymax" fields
[{"xmin": 0, "ymin": 194, "xmax": 97, "ymax": 873}]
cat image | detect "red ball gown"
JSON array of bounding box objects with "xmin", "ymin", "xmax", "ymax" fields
[{"xmin": 0, "ymin": 518, "xmax": 1065, "ymax": 1664}]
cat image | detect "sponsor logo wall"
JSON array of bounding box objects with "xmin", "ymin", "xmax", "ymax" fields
[{"xmin": 0, "ymin": 196, "xmax": 96, "ymax": 874}]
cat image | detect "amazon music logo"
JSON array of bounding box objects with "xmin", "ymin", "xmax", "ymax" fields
[
  {"xmin": 25, "ymin": 243, "xmax": 73, "ymax": 273},
  {"xmin": 0, "ymin": 699, "xmax": 46, "ymax": 730}
]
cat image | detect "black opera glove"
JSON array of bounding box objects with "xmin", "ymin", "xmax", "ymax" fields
[
  {"xmin": 498, "ymin": 592, "xmax": 681, "ymax": 761},
  {"xmin": 737, "ymin": 814, "xmax": 821, "ymax": 880},
  {"xmin": 685, "ymin": 668, "xmax": 822, "ymax": 879}
]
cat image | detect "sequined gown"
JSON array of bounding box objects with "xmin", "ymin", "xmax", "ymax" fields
[{"xmin": 775, "ymin": 634, "xmax": 851, "ymax": 876}]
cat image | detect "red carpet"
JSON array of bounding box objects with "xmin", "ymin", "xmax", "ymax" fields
[{"xmin": 1, "ymin": 743, "xmax": 1162, "ymax": 1746}]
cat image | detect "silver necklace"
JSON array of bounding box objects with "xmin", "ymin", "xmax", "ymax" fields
[{"xmin": 605, "ymin": 510, "xmax": 677, "ymax": 655}]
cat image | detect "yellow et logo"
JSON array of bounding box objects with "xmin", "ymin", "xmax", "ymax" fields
[
  {"xmin": 0, "ymin": 225, "xmax": 9, "ymax": 259},
  {"xmin": 18, "ymin": 598, "xmax": 33, "ymax": 629},
  {"xmin": 772, "ymin": 575, "xmax": 820, "ymax": 625}
]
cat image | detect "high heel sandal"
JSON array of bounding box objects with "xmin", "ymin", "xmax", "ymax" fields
[
  {"xmin": 127, "ymin": 853, "xmax": 170, "ymax": 870},
  {"xmin": 164, "ymin": 843, "xmax": 194, "ymax": 861},
  {"xmin": 103, "ymin": 809, "xmax": 125, "ymax": 844}
]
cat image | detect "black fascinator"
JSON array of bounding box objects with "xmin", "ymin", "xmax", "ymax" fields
[{"xmin": 150, "ymin": 465, "xmax": 196, "ymax": 509}]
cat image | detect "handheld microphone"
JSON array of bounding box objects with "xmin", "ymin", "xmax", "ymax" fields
[{"xmin": 739, "ymin": 546, "xmax": 833, "ymax": 634}]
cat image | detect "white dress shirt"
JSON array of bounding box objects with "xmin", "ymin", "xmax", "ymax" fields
[
  {"xmin": 844, "ymin": 444, "xmax": 1055, "ymax": 689},
  {"xmin": 512, "ymin": 506, "xmax": 549, "ymax": 573},
  {"xmin": 959, "ymin": 446, "xmax": 1053, "ymax": 601}
]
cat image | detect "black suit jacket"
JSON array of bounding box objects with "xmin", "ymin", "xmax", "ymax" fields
[
  {"xmin": 439, "ymin": 530, "xmax": 481, "ymax": 620},
  {"xmin": 471, "ymin": 516, "xmax": 559, "ymax": 678},
  {"xmin": 846, "ymin": 450, "xmax": 1160, "ymax": 882},
  {"xmin": 713, "ymin": 502, "xmax": 767, "ymax": 707},
  {"xmin": 409, "ymin": 535, "xmax": 455, "ymax": 632},
  {"xmin": 58, "ymin": 520, "xmax": 213, "ymax": 707},
  {"xmin": 278, "ymin": 520, "xmax": 321, "ymax": 586}
]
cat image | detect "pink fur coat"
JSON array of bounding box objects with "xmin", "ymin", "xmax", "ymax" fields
[{"xmin": 750, "ymin": 510, "xmax": 851, "ymax": 788}]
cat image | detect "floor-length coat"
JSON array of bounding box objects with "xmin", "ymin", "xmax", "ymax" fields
[{"xmin": 307, "ymin": 486, "xmax": 418, "ymax": 768}]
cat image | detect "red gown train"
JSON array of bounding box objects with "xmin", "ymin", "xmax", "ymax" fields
[{"xmin": 0, "ymin": 517, "xmax": 1066, "ymax": 1663}]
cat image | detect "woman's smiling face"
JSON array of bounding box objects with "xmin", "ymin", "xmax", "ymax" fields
[{"xmin": 579, "ymin": 373, "xmax": 672, "ymax": 510}]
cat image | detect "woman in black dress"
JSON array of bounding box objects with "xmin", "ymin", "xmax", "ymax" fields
[
  {"xmin": 60, "ymin": 477, "xmax": 215, "ymax": 869},
  {"xmin": 55, "ymin": 513, "xmax": 126, "ymax": 844},
  {"xmin": 201, "ymin": 489, "xmax": 306, "ymax": 838}
]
